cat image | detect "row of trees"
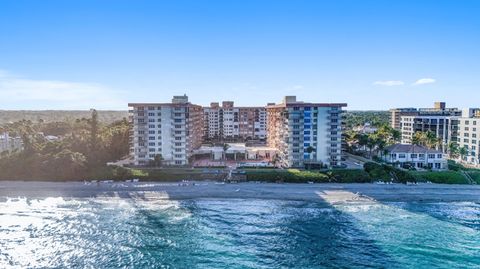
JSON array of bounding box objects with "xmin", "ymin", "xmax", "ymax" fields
[
  {"xmin": 343, "ymin": 111, "xmax": 390, "ymax": 129},
  {"xmin": 346, "ymin": 124, "xmax": 471, "ymax": 162},
  {"xmin": 345, "ymin": 125, "xmax": 401, "ymax": 157},
  {"xmin": 0, "ymin": 110, "xmax": 130, "ymax": 180}
]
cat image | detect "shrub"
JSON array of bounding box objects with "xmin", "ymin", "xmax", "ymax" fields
[
  {"xmin": 448, "ymin": 160, "xmax": 463, "ymax": 171},
  {"xmin": 413, "ymin": 171, "xmax": 469, "ymax": 184},
  {"xmin": 466, "ymin": 172, "xmax": 480, "ymax": 184},
  {"xmin": 329, "ymin": 169, "xmax": 372, "ymax": 183}
]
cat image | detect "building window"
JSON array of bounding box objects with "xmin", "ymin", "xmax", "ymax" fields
[
  {"xmin": 411, "ymin": 154, "xmax": 417, "ymax": 158},
  {"xmin": 399, "ymin": 154, "xmax": 406, "ymax": 158}
]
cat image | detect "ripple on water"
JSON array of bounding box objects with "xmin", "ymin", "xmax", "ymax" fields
[{"xmin": 0, "ymin": 197, "xmax": 479, "ymax": 268}]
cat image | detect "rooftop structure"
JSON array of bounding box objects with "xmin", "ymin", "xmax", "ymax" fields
[{"xmin": 390, "ymin": 102, "xmax": 461, "ymax": 130}]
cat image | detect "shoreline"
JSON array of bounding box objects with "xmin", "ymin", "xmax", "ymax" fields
[{"xmin": 1, "ymin": 181, "xmax": 480, "ymax": 203}]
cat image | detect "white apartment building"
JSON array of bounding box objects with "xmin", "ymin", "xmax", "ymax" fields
[
  {"xmin": 382, "ymin": 144, "xmax": 447, "ymax": 170},
  {"xmin": 266, "ymin": 96, "xmax": 347, "ymax": 168},
  {"xmin": 455, "ymin": 109, "xmax": 480, "ymax": 166},
  {"xmin": 0, "ymin": 133, "xmax": 23, "ymax": 153},
  {"xmin": 128, "ymin": 95, "xmax": 203, "ymax": 166},
  {"xmin": 203, "ymin": 101, "xmax": 267, "ymax": 141},
  {"xmin": 400, "ymin": 115, "xmax": 455, "ymax": 151}
]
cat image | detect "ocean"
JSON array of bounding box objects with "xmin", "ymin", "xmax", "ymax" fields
[{"xmin": 1, "ymin": 182, "xmax": 479, "ymax": 268}]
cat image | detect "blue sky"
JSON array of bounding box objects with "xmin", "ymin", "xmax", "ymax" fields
[{"xmin": 0, "ymin": 0, "xmax": 479, "ymax": 110}]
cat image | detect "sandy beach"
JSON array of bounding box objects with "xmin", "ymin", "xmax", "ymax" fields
[{"xmin": 1, "ymin": 181, "xmax": 480, "ymax": 203}]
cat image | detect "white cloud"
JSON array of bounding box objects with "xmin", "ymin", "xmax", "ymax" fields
[
  {"xmin": 413, "ymin": 78, "xmax": 436, "ymax": 85},
  {"xmin": 373, "ymin": 80, "xmax": 405, "ymax": 86},
  {"xmin": 0, "ymin": 70, "xmax": 126, "ymax": 109}
]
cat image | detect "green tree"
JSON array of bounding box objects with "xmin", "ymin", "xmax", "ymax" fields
[
  {"xmin": 459, "ymin": 146, "xmax": 468, "ymax": 161},
  {"xmin": 448, "ymin": 142, "xmax": 459, "ymax": 159}
]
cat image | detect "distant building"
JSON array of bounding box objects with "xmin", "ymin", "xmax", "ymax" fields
[
  {"xmin": 203, "ymin": 101, "xmax": 267, "ymax": 141},
  {"xmin": 390, "ymin": 108, "xmax": 418, "ymax": 130},
  {"xmin": 0, "ymin": 133, "xmax": 23, "ymax": 153},
  {"xmin": 391, "ymin": 102, "xmax": 462, "ymax": 152},
  {"xmin": 390, "ymin": 102, "xmax": 461, "ymax": 131},
  {"xmin": 353, "ymin": 123, "xmax": 377, "ymax": 134},
  {"xmin": 266, "ymin": 96, "xmax": 347, "ymax": 168},
  {"xmin": 128, "ymin": 95, "xmax": 203, "ymax": 166},
  {"xmin": 381, "ymin": 144, "xmax": 447, "ymax": 170}
]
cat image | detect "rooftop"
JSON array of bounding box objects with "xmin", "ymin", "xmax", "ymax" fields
[{"xmin": 385, "ymin": 144, "xmax": 443, "ymax": 154}]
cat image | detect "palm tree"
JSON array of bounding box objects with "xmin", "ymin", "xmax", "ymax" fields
[
  {"xmin": 448, "ymin": 142, "xmax": 459, "ymax": 159},
  {"xmin": 305, "ymin": 146, "xmax": 316, "ymax": 170},
  {"xmin": 222, "ymin": 143, "xmax": 230, "ymax": 160},
  {"xmin": 366, "ymin": 134, "xmax": 378, "ymax": 158},
  {"xmin": 153, "ymin": 154, "xmax": 163, "ymax": 167},
  {"xmin": 412, "ymin": 131, "xmax": 424, "ymax": 146},
  {"xmin": 391, "ymin": 129, "xmax": 401, "ymax": 144},
  {"xmin": 424, "ymin": 131, "xmax": 439, "ymax": 149},
  {"xmin": 459, "ymin": 146, "xmax": 468, "ymax": 161}
]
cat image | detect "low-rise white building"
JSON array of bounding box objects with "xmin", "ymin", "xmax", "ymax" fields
[
  {"xmin": 381, "ymin": 144, "xmax": 447, "ymax": 170},
  {"xmin": 0, "ymin": 133, "xmax": 23, "ymax": 153}
]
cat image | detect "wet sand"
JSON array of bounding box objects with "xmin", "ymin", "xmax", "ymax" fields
[{"xmin": 1, "ymin": 181, "xmax": 480, "ymax": 203}]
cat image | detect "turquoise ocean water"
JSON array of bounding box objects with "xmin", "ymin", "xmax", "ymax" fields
[{"xmin": 1, "ymin": 193, "xmax": 479, "ymax": 268}]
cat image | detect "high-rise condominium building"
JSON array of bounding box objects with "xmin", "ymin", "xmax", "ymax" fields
[
  {"xmin": 203, "ymin": 101, "xmax": 267, "ymax": 141},
  {"xmin": 389, "ymin": 108, "xmax": 418, "ymax": 130},
  {"xmin": 128, "ymin": 95, "xmax": 203, "ymax": 166},
  {"xmin": 390, "ymin": 102, "xmax": 461, "ymax": 131},
  {"xmin": 400, "ymin": 115, "xmax": 456, "ymax": 150},
  {"xmin": 266, "ymin": 96, "xmax": 347, "ymax": 168},
  {"xmin": 455, "ymin": 108, "xmax": 480, "ymax": 166},
  {"xmin": 394, "ymin": 102, "xmax": 462, "ymax": 152}
]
